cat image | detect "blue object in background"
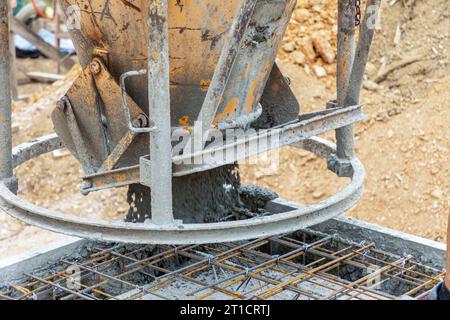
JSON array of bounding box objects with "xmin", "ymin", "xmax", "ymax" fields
[
  {"xmin": 14, "ymin": 28, "xmax": 76, "ymax": 55},
  {"xmin": 13, "ymin": 0, "xmax": 26, "ymax": 16}
]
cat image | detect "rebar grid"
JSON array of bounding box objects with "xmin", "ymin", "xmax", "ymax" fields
[{"xmin": 0, "ymin": 230, "xmax": 443, "ymax": 300}]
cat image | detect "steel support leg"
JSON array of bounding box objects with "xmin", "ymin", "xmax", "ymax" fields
[
  {"xmin": 329, "ymin": 0, "xmax": 356, "ymax": 177},
  {"xmin": 0, "ymin": 3, "xmax": 16, "ymax": 192},
  {"xmin": 8, "ymin": 2, "xmax": 17, "ymax": 101},
  {"xmin": 147, "ymin": 0, "xmax": 174, "ymax": 224},
  {"xmin": 184, "ymin": 0, "xmax": 258, "ymax": 153},
  {"xmin": 345, "ymin": 0, "xmax": 381, "ymax": 106}
]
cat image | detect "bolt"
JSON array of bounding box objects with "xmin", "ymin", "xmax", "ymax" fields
[
  {"xmin": 90, "ymin": 60, "xmax": 101, "ymax": 74},
  {"xmin": 285, "ymin": 76, "xmax": 291, "ymax": 85},
  {"xmin": 132, "ymin": 114, "xmax": 149, "ymax": 128},
  {"xmin": 81, "ymin": 180, "xmax": 92, "ymax": 196},
  {"xmin": 57, "ymin": 100, "xmax": 66, "ymax": 111}
]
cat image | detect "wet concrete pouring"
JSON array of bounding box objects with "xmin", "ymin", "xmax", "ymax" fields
[{"xmin": 127, "ymin": 164, "xmax": 278, "ymax": 224}]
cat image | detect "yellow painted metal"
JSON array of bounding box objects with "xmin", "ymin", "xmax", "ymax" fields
[
  {"xmin": 54, "ymin": 0, "xmax": 298, "ymax": 190},
  {"xmin": 61, "ymin": 0, "xmax": 295, "ymax": 124}
]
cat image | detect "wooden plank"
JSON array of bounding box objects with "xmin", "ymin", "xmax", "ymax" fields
[
  {"xmin": 26, "ymin": 71, "xmax": 65, "ymax": 83},
  {"xmin": 11, "ymin": 17, "xmax": 75, "ymax": 70}
]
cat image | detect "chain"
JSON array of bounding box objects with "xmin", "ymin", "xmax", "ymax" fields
[{"xmin": 355, "ymin": 0, "xmax": 362, "ymax": 26}]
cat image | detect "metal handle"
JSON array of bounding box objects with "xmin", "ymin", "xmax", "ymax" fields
[{"xmin": 120, "ymin": 70, "xmax": 157, "ymax": 134}]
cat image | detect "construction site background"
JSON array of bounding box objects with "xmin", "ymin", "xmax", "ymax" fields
[{"xmin": 0, "ymin": 0, "xmax": 448, "ymax": 256}]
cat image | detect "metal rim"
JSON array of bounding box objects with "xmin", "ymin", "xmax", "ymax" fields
[{"xmin": 0, "ymin": 134, "xmax": 365, "ymax": 244}]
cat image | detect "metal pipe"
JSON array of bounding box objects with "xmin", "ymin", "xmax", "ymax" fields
[
  {"xmin": 147, "ymin": 0, "xmax": 174, "ymax": 224},
  {"xmin": 120, "ymin": 69, "xmax": 157, "ymax": 134},
  {"xmin": 8, "ymin": 2, "xmax": 17, "ymax": 101},
  {"xmin": 184, "ymin": 0, "xmax": 258, "ymax": 152},
  {"xmin": 55, "ymin": 1, "xmax": 61, "ymax": 74},
  {"xmin": 335, "ymin": 0, "xmax": 356, "ymax": 162},
  {"xmin": 345, "ymin": 0, "xmax": 381, "ymax": 106},
  {"xmin": 0, "ymin": 136, "xmax": 366, "ymax": 245},
  {"xmin": 0, "ymin": 2, "xmax": 13, "ymax": 181}
]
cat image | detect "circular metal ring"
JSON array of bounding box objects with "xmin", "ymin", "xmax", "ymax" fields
[{"xmin": 0, "ymin": 134, "xmax": 365, "ymax": 244}]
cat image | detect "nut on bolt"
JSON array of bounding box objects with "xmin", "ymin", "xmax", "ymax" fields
[
  {"xmin": 132, "ymin": 114, "xmax": 149, "ymax": 128},
  {"xmin": 90, "ymin": 60, "xmax": 102, "ymax": 74},
  {"xmin": 81, "ymin": 180, "xmax": 93, "ymax": 196},
  {"xmin": 57, "ymin": 99, "xmax": 67, "ymax": 111}
]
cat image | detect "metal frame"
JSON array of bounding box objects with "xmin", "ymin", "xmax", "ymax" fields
[
  {"xmin": 82, "ymin": 102, "xmax": 364, "ymax": 193},
  {"xmin": 0, "ymin": 2, "xmax": 13, "ymax": 183},
  {"xmin": 0, "ymin": 1, "xmax": 382, "ymax": 244},
  {"xmin": 329, "ymin": 0, "xmax": 381, "ymax": 177},
  {"xmin": 147, "ymin": 1, "xmax": 174, "ymax": 225},
  {"xmin": 0, "ymin": 135, "xmax": 364, "ymax": 244}
]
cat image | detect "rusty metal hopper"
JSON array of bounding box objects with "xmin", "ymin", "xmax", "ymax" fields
[
  {"xmin": 52, "ymin": 0, "xmax": 299, "ymax": 176},
  {"xmin": 0, "ymin": 0, "xmax": 378, "ymax": 244}
]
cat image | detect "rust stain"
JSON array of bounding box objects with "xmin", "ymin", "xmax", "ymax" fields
[
  {"xmin": 113, "ymin": 175, "xmax": 127, "ymax": 182},
  {"xmin": 243, "ymin": 62, "xmax": 272, "ymax": 114},
  {"xmin": 213, "ymin": 98, "xmax": 239, "ymax": 125},
  {"xmin": 179, "ymin": 116, "xmax": 190, "ymax": 126},
  {"xmin": 96, "ymin": 180, "xmax": 107, "ymax": 187},
  {"xmin": 244, "ymin": 79, "xmax": 257, "ymax": 113},
  {"xmin": 200, "ymin": 79, "xmax": 211, "ymax": 92}
]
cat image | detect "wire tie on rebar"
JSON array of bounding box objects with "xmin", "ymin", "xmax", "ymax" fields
[
  {"xmin": 400, "ymin": 258, "xmax": 408, "ymax": 276},
  {"xmin": 363, "ymin": 249, "xmax": 370, "ymax": 257},
  {"xmin": 212, "ymin": 265, "xmax": 219, "ymax": 282},
  {"xmin": 172, "ymin": 245, "xmax": 179, "ymax": 260},
  {"xmin": 220, "ymin": 267, "xmax": 228, "ymax": 277},
  {"xmin": 271, "ymin": 254, "xmax": 280, "ymax": 264}
]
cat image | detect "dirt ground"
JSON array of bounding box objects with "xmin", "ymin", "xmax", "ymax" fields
[
  {"xmin": 244, "ymin": 0, "xmax": 450, "ymax": 242},
  {"xmin": 0, "ymin": 0, "xmax": 448, "ymax": 256}
]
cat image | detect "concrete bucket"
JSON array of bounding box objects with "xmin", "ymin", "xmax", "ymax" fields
[
  {"xmin": 52, "ymin": 0, "xmax": 300, "ymax": 223},
  {"xmin": 0, "ymin": 0, "xmax": 380, "ymax": 244}
]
